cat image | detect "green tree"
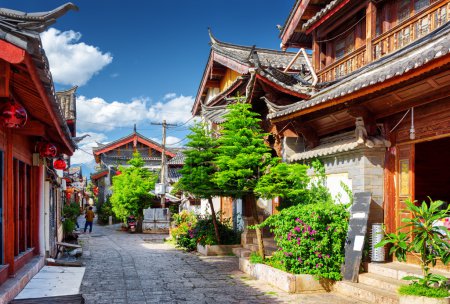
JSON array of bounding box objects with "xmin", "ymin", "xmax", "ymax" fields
[
  {"xmin": 110, "ymin": 152, "xmax": 158, "ymax": 231},
  {"xmin": 214, "ymin": 101, "xmax": 276, "ymax": 258},
  {"xmin": 178, "ymin": 122, "xmax": 221, "ymax": 244},
  {"xmin": 255, "ymin": 163, "xmax": 310, "ymax": 210}
]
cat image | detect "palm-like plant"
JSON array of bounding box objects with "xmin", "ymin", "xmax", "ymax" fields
[{"xmin": 376, "ymin": 199, "xmax": 450, "ymax": 288}]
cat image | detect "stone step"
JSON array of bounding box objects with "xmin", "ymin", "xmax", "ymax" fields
[
  {"xmin": 243, "ymin": 244, "xmax": 277, "ymax": 256},
  {"xmin": 368, "ymin": 262, "xmax": 450, "ymax": 281},
  {"xmin": 335, "ymin": 281, "xmax": 399, "ymax": 304},
  {"xmin": 358, "ymin": 272, "xmax": 406, "ymax": 293},
  {"xmin": 251, "ymin": 237, "xmax": 276, "ymax": 248},
  {"xmin": 231, "ymin": 247, "xmax": 252, "ymax": 258}
]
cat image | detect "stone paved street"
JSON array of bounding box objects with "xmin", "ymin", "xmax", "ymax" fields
[{"xmin": 79, "ymin": 222, "xmax": 365, "ymax": 304}]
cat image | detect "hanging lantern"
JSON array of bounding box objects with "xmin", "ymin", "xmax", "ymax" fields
[
  {"xmin": 38, "ymin": 142, "xmax": 57, "ymax": 158},
  {"xmin": 93, "ymin": 186, "xmax": 99, "ymax": 196},
  {"xmin": 116, "ymin": 170, "xmax": 122, "ymax": 175},
  {"xmin": 53, "ymin": 158, "xmax": 67, "ymax": 170},
  {"xmin": 1, "ymin": 101, "xmax": 27, "ymax": 128}
]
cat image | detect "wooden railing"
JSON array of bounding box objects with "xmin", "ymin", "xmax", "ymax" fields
[
  {"xmin": 317, "ymin": 46, "xmax": 366, "ymax": 83},
  {"xmin": 372, "ymin": 0, "xmax": 449, "ymax": 60},
  {"xmin": 316, "ymin": 0, "xmax": 449, "ymax": 82}
]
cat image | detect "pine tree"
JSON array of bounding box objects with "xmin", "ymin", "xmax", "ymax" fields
[
  {"xmin": 178, "ymin": 122, "xmax": 221, "ymax": 244},
  {"xmin": 214, "ymin": 101, "xmax": 276, "ymax": 258},
  {"xmin": 111, "ymin": 152, "xmax": 158, "ymax": 231}
]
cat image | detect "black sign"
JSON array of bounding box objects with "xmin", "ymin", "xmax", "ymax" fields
[{"xmin": 342, "ymin": 192, "xmax": 372, "ymax": 282}]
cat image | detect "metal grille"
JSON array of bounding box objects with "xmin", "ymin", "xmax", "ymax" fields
[{"xmin": 371, "ymin": 223, "xmax": 385, "ymax": 262}]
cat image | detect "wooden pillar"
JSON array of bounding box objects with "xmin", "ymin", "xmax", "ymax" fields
[
  {"xmin": 4, "ymin": 130, "xmax": 15, "ymax": 275},
  {"xmin": 31, "ymin": 165, "xmax": 42, "ymax": 255},
  {"xmin": 312, "ymin": 30, "xmax": 320, "ymax": 72},
  {"xmin": 366, "ymin": 1, "xmax": 377, "ymax": 63}
]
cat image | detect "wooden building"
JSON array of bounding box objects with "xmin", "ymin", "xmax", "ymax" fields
[
  {"xmin": 271, "ymin": 0, "xmax": 450, "ymax": 267},
  {"xmin": 91, "ymin": 129, "xmax": 176, "ymax": 206},
  {"xmin": 192, "ymin": 31, "xmax": 316, "ymax": 226},
  {"xmin": 0, "ymin": 3, "xmax": 78, "ymax": 301}
]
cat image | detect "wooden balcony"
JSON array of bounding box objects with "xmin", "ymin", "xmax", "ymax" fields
[
  {"xmin": 372, "ymin": 0, "xmax": 449, "ymax": 60},
  {"xmin": 317, "ymin": 46, "xmax": 366, "ymax": 83},
  {"xmin": 316, "ymin": 0, "xmax": 449, "ymax": 82}
]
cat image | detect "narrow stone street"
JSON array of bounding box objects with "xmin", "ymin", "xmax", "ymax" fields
[{"xmin": 78, "ymin": 221, "xmax": 365, "ymax": 304}]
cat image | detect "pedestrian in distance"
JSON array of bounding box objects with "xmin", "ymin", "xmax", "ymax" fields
[{"xmin": 84, "ymin": 206, "xmax": 95, "ymax": 233}]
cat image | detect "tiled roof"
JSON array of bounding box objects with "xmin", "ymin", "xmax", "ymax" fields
[
  {"xmin": 258, "ymin": 68, "xmax": 312, "ymax": 96},
  {"xmin": 202, "ymin": 104, "xmax": 229, "ymax": 124},
  {"xmin": 168, "ymin": 167, "xmax": 182, "ymax": 183},
  {"xmin": 168, "ymin": 152, "xmax": 186, "ymax": 165},
  {"xmin": 302, "ymin": 0, "xmax": 344, "ymax": 31},
  {"xmin": 210, "ymin": 30, "xmax": 307, "ymax": 71},
  {"xmin": 0, "ymin": 3, "xmax": 78, "ymax": 151},
  {"xmin": 290, "ymin": 134, "xmax": 359, "ymax": 162},
  {"xmin": 269, "ymin": 22, "xmax": 450, "ymax": 120}
]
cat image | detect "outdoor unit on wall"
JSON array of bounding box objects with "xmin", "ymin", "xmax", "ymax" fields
[{"xmin": 155, "ymin": 183, "xmax": 165, "ymax": 195}]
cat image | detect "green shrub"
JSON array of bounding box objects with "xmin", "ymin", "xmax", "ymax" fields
[
  {"xmin": 249, "ymin": 252, "xmax": 264, "ymax": 264},
  {"xmin": 259, "ymin": 202, "xmax": 349, "ymax": 280},
  {"xmin": 399, "ymin": 284, "xmax": 450, "ymax": 298},
  {"xmin": 193, "ymin": 214, "xmax": 240, "ymax": 246},
  {"xmin": 62, "ymin": 218, "xmax": 76, "ymax": 235},
  {"xmin": 97, "ymin": 196, "xmax": 116, "ymax": 225}
]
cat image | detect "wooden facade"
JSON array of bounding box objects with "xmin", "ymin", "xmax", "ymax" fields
[
  {"xmin": 274, "ymin": 0, "xmax": 450, "ymax": 267},
  {"xmin": 0, "ymin": 4, "xmax": 77, "ymax": 298}
]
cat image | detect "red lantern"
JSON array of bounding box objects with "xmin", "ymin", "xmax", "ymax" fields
[
  {"xmin": 1, "ymin": 101, "xmax": 27, "ymax": 128},
  {"xmin": 116, "ymin": 170, "xmax": 122, "ymax": 175},
  {"xmin": 53, "ymin": 158, "xmax": 67, "ymax": 170},
  {"xmin": 93, "ymin": 186, "xmax": 99, "ymax": 196},
  {"xmin": 38, "ymin": 142, "xmax": 57, "ymax": 158}
]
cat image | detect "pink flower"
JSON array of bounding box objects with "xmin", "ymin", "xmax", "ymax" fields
[
  {"xmin": 297, "ymin": 258, "xmax": 302, "ymax": 263},
  {"xmin": 294, "ymin": 226, "xmax": 301, "ymax": 233}
]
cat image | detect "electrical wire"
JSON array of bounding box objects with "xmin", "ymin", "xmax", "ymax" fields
[
  {"xmin": 316, "ymin": 15, "xmax": 366, "ymax": 43},
  {"xmin": 166, "ymin": 137, "xmax": 188, "ymax": 146},
  {"xmin": 390, "ymin": 109, "xmax": 411, "ymax": 133}
]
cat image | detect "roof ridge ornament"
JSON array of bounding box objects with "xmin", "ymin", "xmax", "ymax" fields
[
  {"xmin": 208, "ymin": 27, "xmax": 219, "ymax": 45},
  {"xmin": 0, "ymin": 3, "xmax": 78, "ymax": 33}
]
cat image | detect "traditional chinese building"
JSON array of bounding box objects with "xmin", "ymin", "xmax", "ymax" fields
[
  {"xmin": 91, "ymin": 129, "xmax": 176, "ymax": 206},
  {"xmin": 0, "ymin": 3, "xmax": 78, "ymax": 301},
  {"xmin": 272, "ymin": 0, "xmax": 450, "ymax": 270},
  {"xmin": 191, "ymin": 30, "xmax": 316, "ymax": 226}
]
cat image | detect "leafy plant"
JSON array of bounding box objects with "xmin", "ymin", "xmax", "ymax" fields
[
  {"xmin": 97, "ymin": 195, "xmax": 115, "ymax": 225},
  {"xmin": 399, "ymin": 284, "xmax": 450, "ymax": 298},
  {"xmin": 376, "ymin": 198, "xmax": 450, "ymax": 290},
  {"xmin": 110, "ymin": 152, "xmax": 158, "ymax": 229},
  {"xmin": 249, "ymin": 252, "xmax": 264, "ymax": 264},
  {"xmin": 214, "ymin": 101, "xmax": 277, "ymax": 258},
  {"xmin": 257, "ymin": 202, "xmax": 349, "ymax": 280},
  {"xmin": 178, "ymin": 122, "xmax": 221, "ymax": 244}
]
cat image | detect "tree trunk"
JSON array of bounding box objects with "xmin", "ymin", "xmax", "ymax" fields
[
  {"xmin": 250, "ymin": 193, "xmax": 265, "ymax": 259},
  {"xmin": 208, "ymin": 197, "xmax": 221, "ymax": 244}
]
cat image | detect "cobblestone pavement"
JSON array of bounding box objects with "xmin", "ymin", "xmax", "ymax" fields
[{"xmin": 79, "ymin": 221, "xmax": 364, "ymax": 304}]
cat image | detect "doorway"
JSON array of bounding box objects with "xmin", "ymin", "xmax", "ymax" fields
[{"xmin": 415, "ymin": 137, "xmax": 450, "ymax": 205}]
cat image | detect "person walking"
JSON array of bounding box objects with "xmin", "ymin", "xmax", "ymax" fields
[{"xmin": 84, "ymin": 206, "xmax": 95, "ymax": 233}]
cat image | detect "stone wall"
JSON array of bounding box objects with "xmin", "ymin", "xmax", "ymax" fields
[{"xmin": 312, "ymin": 147, "xmax": 386, "ymax": 227}]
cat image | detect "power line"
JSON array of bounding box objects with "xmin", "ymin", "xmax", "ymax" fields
[{"xmin": 166, "ymin": 137, "xmax": 188, "ymax": 146}]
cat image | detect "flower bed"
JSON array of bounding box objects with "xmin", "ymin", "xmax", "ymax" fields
[
  {"xmin": 197, "ymin": 244, "xmax": 241, "ymax": 256},
  {"xmin": 239, "ymin": 258, "xmax": 333, "ymax": 293}
]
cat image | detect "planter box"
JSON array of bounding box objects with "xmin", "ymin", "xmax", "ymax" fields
[
  {"xmin": 399, "ymin": 295, "xmax": 450, "ymax": 304},
  {"xmin": 197, "ymin": 244, "xmax": 241, "ymax": 256},
  {"xmin": 239, "ymin": 258, "xmax": 334, "ymax": 293}
]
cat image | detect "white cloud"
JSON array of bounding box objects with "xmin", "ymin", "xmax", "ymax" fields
[
  {"xmin": 71, "ymin": 132, "xmax": 108, "ymax": 165},
  {"xmin": 147, "ymin": 95, "xmax": 194, "ymax": 125},
  {"xmin": 166, "ymin": 136, "xmax": 183, "ymax": 147},
  {"xmin": 76, "ymin": 94, "xmax": 195, "ymax": 132},
  {"xmin": 41, "ymin": 28, "xmax": 113, "ymax": 86},
  {"xmin": 163, "ymin": 93, "xmax": 176, "ymax": 100}
]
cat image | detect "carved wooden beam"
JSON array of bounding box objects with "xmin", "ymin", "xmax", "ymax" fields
[
  {"xmin": 347, "ymin": 105, "xmax": 377, "ymax": 136},
  {"xmin": 205, "ymin": 79, "xmax": 220, "ymax": 88},
  {"xmin": 14, "ymin": 120, "xmax": 46, "ymax": 137}
]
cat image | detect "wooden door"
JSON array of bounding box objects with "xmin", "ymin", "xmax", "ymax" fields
[
  {"xmin": 396, "ymin": 144, "xmax": 415, "ymax": 233},
  {"xmin": 220, "ymin": 197, "xmax": 233, "ymax": 222}
]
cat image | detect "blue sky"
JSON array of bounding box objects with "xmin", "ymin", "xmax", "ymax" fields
[{"xmin": 5, "ymin": 1, "xmax": 294, "ymax": 173}]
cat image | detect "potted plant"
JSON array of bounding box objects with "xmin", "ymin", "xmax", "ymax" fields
[{"xmin": 376, "ymin": 199, "xmax": 450, "ymax": 303}]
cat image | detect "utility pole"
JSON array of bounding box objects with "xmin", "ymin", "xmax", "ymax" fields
[{"xmin": 151, "ymin": 120, "xmax": 176, "ymax": 209}]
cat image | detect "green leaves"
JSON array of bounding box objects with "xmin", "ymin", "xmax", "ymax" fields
[
  {"xmin": 376, "ymin": 197, "xmax": 450, "ymax": 290},
  {"xmin": 110, "ymin": 152, "xmax": 158, "ymax": 221}
]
